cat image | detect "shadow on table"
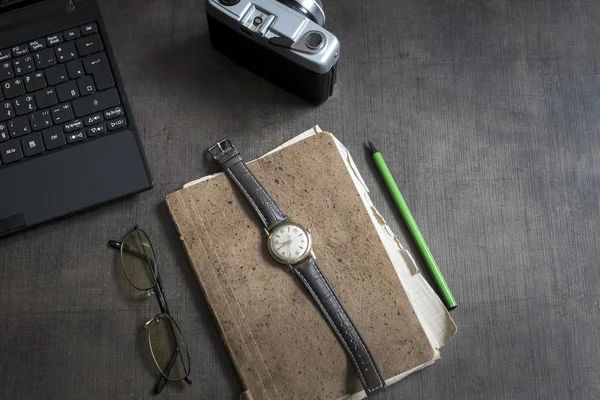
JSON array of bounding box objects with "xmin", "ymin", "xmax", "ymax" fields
[
  {"xmin": 361, "ymin": 144, "xmax": 442, "ymax": 298},
  {"xmin": 147, "ymin": 33, "xmax": 313, "ymax": 110}
]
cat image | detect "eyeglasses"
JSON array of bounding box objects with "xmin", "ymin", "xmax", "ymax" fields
[{"xmin": 109, "ymin": 226, "xmax": 191, "ymax": 394}]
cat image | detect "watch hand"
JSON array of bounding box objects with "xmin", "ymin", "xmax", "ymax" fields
[{"xmin": 276, "ymin": 240, "xmax": 292, "ymax": 250}]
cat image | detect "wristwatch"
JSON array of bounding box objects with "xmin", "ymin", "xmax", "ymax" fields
[{"xmin": 208, "ymin": 139, "xmax": 386, "ymax": 396}]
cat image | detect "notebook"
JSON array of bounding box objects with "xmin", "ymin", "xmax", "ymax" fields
[{"xmin": 166, "ymin": 127, "xmax": 456, "ymax": 400}]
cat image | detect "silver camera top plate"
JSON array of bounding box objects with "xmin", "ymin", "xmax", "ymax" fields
[{"xmin": 207, "ymin": 0, "xmax": 340, "ymax": 74}]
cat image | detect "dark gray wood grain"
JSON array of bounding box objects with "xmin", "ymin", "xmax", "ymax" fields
[{"xmin": 1, "ymin": 0, "xmax": 599, "ymax": 398}]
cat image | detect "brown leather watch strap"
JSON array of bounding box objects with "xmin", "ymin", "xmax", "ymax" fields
[{"xmin": 293, "ymin": 257, "xmax": 386, "ymax": 396}]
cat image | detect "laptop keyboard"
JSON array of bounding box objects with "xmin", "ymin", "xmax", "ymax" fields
[{"xmin": 0, "ymin": 22, "xmax": 127, "ymax": 167}]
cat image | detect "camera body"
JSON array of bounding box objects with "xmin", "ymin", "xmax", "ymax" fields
[{"xmin": 206, "ymin": 0, "xmax": 340, "ymax": 105}]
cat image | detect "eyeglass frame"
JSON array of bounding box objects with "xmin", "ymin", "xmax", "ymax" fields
[{"xmin": 109, "ymin": 226, "xmax": 192, "ymax": 394}]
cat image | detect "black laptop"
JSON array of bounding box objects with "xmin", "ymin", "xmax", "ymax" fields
[{"xmin": 0, "ymin": 0, "xmax": 152, "ymax": 238}]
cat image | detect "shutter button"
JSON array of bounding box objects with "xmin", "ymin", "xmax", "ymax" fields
[{"xmin": 305, "ymin": 32, "xmax": 324, "ymax": 50}]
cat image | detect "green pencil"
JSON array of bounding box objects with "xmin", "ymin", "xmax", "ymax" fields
[{"xmin": 369, "ymin": 141, "xmax": 457, "ymax": 310}]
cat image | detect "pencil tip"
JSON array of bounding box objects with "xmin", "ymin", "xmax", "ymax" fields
[{"xmin": 368, "ymin": 141, "xmax": 379, "ymax": 154}]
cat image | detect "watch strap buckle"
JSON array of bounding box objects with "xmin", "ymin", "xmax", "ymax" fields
[
  {"xmin": 208, "ymin": 139, "xmax": 238, "ymax": 165},
  {"xmin": 208, "ymin": 139, "xmax": 233, "ymax": 156}
]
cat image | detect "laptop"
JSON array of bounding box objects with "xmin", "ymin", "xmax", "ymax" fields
[{"xmin": 0, "ymin": 0, "xmax": 152, "ymax": 238}]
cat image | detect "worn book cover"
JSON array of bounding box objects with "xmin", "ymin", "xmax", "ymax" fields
[{"xmin": 166, "ymin": 128, "xmax": 454, "ymax": 400}]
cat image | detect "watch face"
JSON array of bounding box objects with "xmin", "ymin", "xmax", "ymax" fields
[{"xmin": 268, "ymin": 223, "xmax": 312, "ymax": 264}]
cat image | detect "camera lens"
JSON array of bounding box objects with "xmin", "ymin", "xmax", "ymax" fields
[
  {"xmin": 219, "ymin": 0, "xmax": 240, "ymax": 5},
  {"xmin": 253, "ymin": 16, "xmax": 263, "ymax": 26},
  {"xmin": 275, "ymin": 0, "xmax": 326, "ymax": 26}
]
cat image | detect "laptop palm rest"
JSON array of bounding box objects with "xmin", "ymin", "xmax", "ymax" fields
[{"xmin": 0, "ymin": 131, "xmax": 151, "ymax": 236}]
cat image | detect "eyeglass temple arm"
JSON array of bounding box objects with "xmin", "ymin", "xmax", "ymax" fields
[
  {"xmin": 154, "ymin": 272, "xmax": 171, "ymax": 315},
  {"xmin": 154, "ymin": 347, "xmax": 192, "ymax": 394},
  {"xmin": 108, "ymin": 240, "xmax": 171, "ymax": 314}
]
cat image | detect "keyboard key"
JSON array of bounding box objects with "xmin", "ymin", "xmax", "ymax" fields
[
  {"xmin": 77, "ymin": 75, "xmax": 95, "ymax": 96},
  {"xmin": 64, "ymin": 28, "xmax": 81, "ymax": 41},
  {"xmin": 84, "ymin": 112, "xmax": 102, "ymax": 126},
  {"xmin": 0, "ymin": 101, "xmax": 14, "ymax": 121},
  {"xmin": 8, "ymin": 115, "xmax": 31, "ymax": 137},
  {"xmin": 103, "ymin": 105, "xmax": 123, "ymax": 120},
  {"xmin": 50, "ymin": 103, "xmax": 74, "ymax": 124},
  {"xmin": 63, "ymin": 119, "xmax": 83, "ymax": 133},
  {"xmin": 20, "ymin": 132, "xmax": 44, "ymax": 157},
  {"xmin": 0, "ymin": 49, "xmax": 11, "ymax": 62},
  {"xmin": 83, "ymin": 52, "xmax": 114, "ymax": 90},
  {"xmin": 81, "ymin": 22, "xmax": 98, "ymax": 35},
  {"xmin": 0, "ymin": 62, "xmax": 13, "ymax": 81},
  {"xmin": 45, "ymin": 64, "xmax": 68, "ymax": 85},
  {"xmin": 76, "ymin": 34, "xmax": 103, "ymax": 56},
  {"xmin": 67, "ymin": 59, "xmax": 84, "ymax": 79},
  {"xmin": 24, "ymin": 71, "xmax": 46, "ymax": 92},
  {"xmin": 11, "ymin": 44, "xmax": 28, "ymax": 57},
  {"xmin": 55, "ymin": 42, "xmax": 78, "ymax": 63},
  {"xmin": 34, "ymin": 48, "xmax": 57, "ymax": 69},
  {"xmin": 29, "ymin": 39, "xmax": 46, "ymax": 52},
  {"xmin": 66, "ymin": 129, "xmax": 86, "ymax": 143},
  {"xmin": 72, "ymin": 88, "xmax": 119, "ymax": 117},
  {"xmin": 47, "ymin": 34, "xmax": 63, "ymax": 46},
  {"xmin": 42, "ymin": 126, "xmax": 66, "ymax": 150},
  {"xmin": 34, "ymin": 87, "xmax": 58, "ymax": 109},
  {"xmin": 29, "ymin": 110, "xmax": 53, "ymax": 131},
  {"xmin": 12, "ymin": 55, "xmax": 35, "ymax": 76},
  {"xmin": 56, "ymin": 80, "xmax": 79, "ymax": 102},
  {"xmin": 107, "ymin": 116, "xmax": 126, "ymax": 131},
  {"xmin": 0, "ymin": 123, "xmax": 8, "ymax": 141},
  {"xmin": 0, "ymin": 139, "xmax": 23, "ymax": 163},
  {"xmin": 13, "ymin": 94, "xmax": 36, "ymax": 115},
  {"xmin": 87, "ymin": 123, "xmax": 106, "ymax": 137},
  {"xmin": 2, "ymin": 78, "xmax": 25, "ymax": 99}
]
